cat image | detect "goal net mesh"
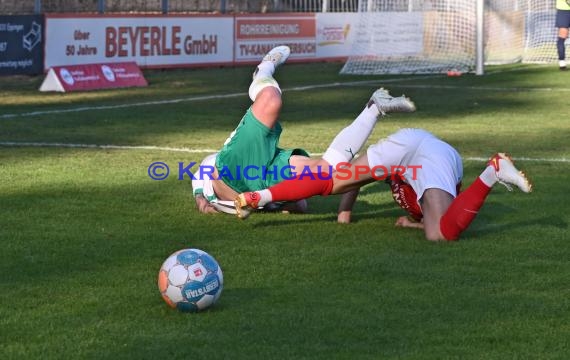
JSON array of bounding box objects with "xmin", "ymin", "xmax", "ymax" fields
[{"xmin": 340, "ymin": 0, "xmax": 558, "ymax": 75}]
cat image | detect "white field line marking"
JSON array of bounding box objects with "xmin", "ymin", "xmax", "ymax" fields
[
  {"xmin": 462, "ymin": 156, "xmax": 569, "ymax": 163},
  {"xmin": 397, "ymin": 84, "xmax": 570, "ymax": 92},
  {"xmin": 0, "ymin": 141, "xmax": 218, "ymax": 153},
  {"xmin": 0, "ymin": 77, "xmax": 414, "ymax": 120},
  {"xmin": 0, "ymin": 93, "xmax": 246, "ymax": 120},
  {"xmin": 4, "ymin": 74, "xmax": 570, "ymax": 120},
  {"xmin": 0, "ymin": 141, "xmax": 568, "ymax": 163}
]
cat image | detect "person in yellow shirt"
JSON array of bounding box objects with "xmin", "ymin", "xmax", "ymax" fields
[{"xmin": 556, "ymin": 0, "xmax": 570, "ymax": 69}]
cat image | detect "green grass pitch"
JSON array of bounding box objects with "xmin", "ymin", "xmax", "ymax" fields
[{"xmin": 1, "ymin": 63, "xmax": 569, "ymax": 359}]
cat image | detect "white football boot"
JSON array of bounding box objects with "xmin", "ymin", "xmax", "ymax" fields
[
  {"xmin": 369, "ymin": 88, "xmax": 416, "ymax": 116},
  {"xmin": 252, "ymin": 45, "xmax": 291, "ymax": 79},
  {"xmin": 249, "ymin": 46, "xmax": 291, "ymax": 101},
  {"xmin": 487, "ymin": 153, "xmax": 532, "ymax": 193}
]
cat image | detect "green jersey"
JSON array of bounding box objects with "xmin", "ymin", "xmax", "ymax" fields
[{"xmin": 216, "ymin": 107, "xmax": 309, "ymax": 193}]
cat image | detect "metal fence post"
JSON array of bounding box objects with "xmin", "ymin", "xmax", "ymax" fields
[
  {"xmin": 97, "ymin": 0, "xmax": 105, "ymax": 14},
  {"xmin": 34, "ymin": 0, "xmax": 41, "ymax": 14},
  {"xmin": 475, "ymin": 0, "xmax": 484, "ymax": 75},
  {"xmin": 162, "ymin": 0, "xmax": 169, "ymax": 14}
]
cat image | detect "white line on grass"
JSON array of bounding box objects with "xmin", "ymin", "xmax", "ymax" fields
[
  {"xmin": 398, "ymin": 84, "xmax": 570, "ymax": 92},
  {"xmin": 5, "ymin": 74, "xmax": 570, "ymax": 120},
  {"xmin": 0, "ymin": 93, "xmax": 246, "ymax": 120},
  {"xmin": 1, "ymin": 141, "xmax": 568, "ymax": 163},
  {"xmin": 0, "ymin": 77, "xmax": 414, "ymax": 120},
  {"xmin": 461, "ymin": 156, "xmax": 569, "ymax": 163},
  {"xmin": 0, "ymin": 141, "xmax": 218, "ymax": 153}
]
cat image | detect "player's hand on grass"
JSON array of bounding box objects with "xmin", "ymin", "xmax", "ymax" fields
[
  {"xmin": 195, "ymin": 195, "xmax": 219, "ymax": 214},
  {"xmin": 395, "ymin": 216, "xmax": 424, "ymax": 229},
  {"xmin": 337, "ymin": 210, "xmax": 352, "ymax": 224}
]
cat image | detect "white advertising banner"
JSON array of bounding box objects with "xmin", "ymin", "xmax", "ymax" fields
[
  {"xmin": 44, "ymin": 13, "xmax": 422, "ymax": 71},
  {"xmin": 315, "ymin": 13, "xmax": 359, "ymax": 60},
  {"xmin": 348, "ymin": 12, "xmax": 423, "ymax": 57},
  {"xmin": 297, "ymin": 12, "xmax": 422, "ymax": 61},
  {"xmin": 44, "ymin": 15, "xmax": 234, "ymax": 70}
]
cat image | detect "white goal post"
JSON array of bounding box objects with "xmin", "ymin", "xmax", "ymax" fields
[{"xmin": 340, "ymin": 0, "xmax": 560, "ymax": 75}]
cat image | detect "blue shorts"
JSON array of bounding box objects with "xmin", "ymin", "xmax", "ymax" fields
[{"xmin": 556, "ymin": 9, "xmax": 570, "ymax": 28}]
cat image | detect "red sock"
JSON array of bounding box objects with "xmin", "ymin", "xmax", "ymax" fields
[
  {"xmin": 269, "ymin": 173, "xmax": 333, "ymax": 202},
  {"xmin": 439, "ymin": 177, "xmax": 492, "ymax": 241}
]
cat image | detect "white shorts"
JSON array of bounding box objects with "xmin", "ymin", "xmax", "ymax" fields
[{"xmin": 367, "ymin": 128, "xmax": 463, "ymax": 201}]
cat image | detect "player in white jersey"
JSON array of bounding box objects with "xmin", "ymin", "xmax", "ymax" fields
[
  {"xmin": 366, "ymin": 128, "xmax": 463, "ymax": 210},
  {"xmin": 236, "ymin": 128, "xmax": 532, "ymax": 241}
]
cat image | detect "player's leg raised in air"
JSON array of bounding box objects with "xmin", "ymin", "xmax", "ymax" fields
[{"xmin": 234, "ymin": 88, "xmax": 416, "ymax": 217}]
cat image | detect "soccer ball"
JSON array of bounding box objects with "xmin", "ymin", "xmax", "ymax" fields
[{"xmin": 157, "ymin": 248, "xmax": 223, "ymax": 312}]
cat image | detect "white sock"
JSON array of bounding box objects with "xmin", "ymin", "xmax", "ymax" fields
[
  {"xmin": 255, "ymin": 61, "xmax": 275, "ymax": 79},
  {"xmin": 479, "ymin": 165, "xmax": 497, "ymax": 187},
  {"xmin": 248, "ymin": 62, "xmax": 280, "ymax": 102},
  {"xmin": 322, "ymin": 103, "xmax": 379, "ymax": 167},
  {"xmin": 256, "ymin": 189, "xmax": 273, "ymax": 207}
]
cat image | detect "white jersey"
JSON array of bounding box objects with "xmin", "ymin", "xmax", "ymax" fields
[{"xmin": 366, "ymin": 128, "xmax": 463, "ymax": 201}]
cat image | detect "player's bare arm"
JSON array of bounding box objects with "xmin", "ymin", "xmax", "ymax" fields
[
  {"xmin": 195, "ymin": 194, "xmax": 219, "ymax": 214},
  {"xmin": 395, "ymin": 216, "xmax": 424, "ymax": 229},
  {"xmin": 337, "ymin": 189, "xmax": 360, "ymax": 223}
]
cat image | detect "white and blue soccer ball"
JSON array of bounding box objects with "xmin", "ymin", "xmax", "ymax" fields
[{"xmin": 158, "ymin": 248, "xmax": 223, "ymax": 312}]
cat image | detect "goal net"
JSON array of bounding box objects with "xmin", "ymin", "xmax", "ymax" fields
[{"xmin": 340, "ymin": 0, "xmax": 559, "ymax": 75}]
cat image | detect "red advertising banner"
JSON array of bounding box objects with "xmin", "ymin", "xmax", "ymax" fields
[
  {"xmin": 39, "ymin": 62, "xmax": 147, "ymax": 92},
  {"xmin": 234, "ymin": 14, "xmax": 317, "ymax": 63},
  {"xmin": 235, "ymin": 16, "xmax": 316, "ymax": 39}
]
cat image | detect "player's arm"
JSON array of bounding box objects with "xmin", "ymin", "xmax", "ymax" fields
[
  {"xmin": 194, "ymin": 193, "xmax": 219, "ymax": 214},
  {"xmin": 191, "ymin": 160, "xmax": 219, "ymax": 214},
  {"xmin": 395, "ymin": 216, "xmax": 424, "ymax": 229},
  {"xmin": 337, "ymin": 189, "xmax": 360, "ymax": 223},
  {"xmin": 192, "ymin": 177, "xmax": 218, "ymax": 214}
]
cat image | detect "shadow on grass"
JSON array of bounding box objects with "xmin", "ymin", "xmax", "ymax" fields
[
  {"xmin": 1, "ymin": 63, "xmax": 563, "ymax": 153},
  {"xmin": 473, "ymin": 215, "xmax": 568, "ymax": 238}
]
